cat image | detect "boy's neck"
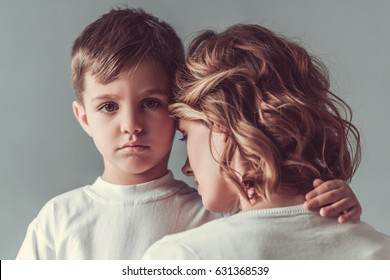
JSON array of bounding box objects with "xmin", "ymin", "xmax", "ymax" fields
[{"xmin": 101, "ymin": 169, "xmax": 169, "ymax": 186}]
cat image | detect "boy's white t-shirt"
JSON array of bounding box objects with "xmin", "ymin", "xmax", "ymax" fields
[
  {"xmin": 16, "ymin": 171, "xmax": 221, "ymax": 259},
  {"xmin": 142, "ymin": 204, "xmax": 390, "ymax": 260}
]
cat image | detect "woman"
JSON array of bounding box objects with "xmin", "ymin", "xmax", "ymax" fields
[{"xmin": 142, "ymin": 24, "xmax": 390, "ymax": 259}]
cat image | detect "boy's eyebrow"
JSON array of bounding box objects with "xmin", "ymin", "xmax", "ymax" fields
[
  {"xmin": 141, "ymin": 88, "xmax": 168, "ymax": 97},
  {"xmin": 90, "ymin": 94, "xmax": 119, "ymax": 102}
]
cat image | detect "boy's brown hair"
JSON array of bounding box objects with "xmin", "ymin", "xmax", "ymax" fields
[{"xmin": 71, "ymin": 8, "xmax": 184, "ymax": 103}]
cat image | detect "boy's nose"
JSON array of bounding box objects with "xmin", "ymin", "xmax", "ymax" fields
[
  {"xmin": 181, "ymin": 158, "xmax": 194, "ymax": 176},
  {"xmin": 121, "ymin": 110, "xmax": 143, "ymax": 136}
]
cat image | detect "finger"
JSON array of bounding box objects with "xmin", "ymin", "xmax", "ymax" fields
[
  {"xmin": 338, "ymin": 206, "xmax": 361, "ymax": 223},
  {"xmin": 312, "ymin": 178, "xmax": 324, "ymax": 188},
  {"xmin": 319, "ymin": 197, "xmax": 353, "ymax": 217},
  {"xmin": 305, "ymin": 188, "xmax": 321, "ymax": 200},
  {"xmin": 305, "ymin": 179, "xmax": 343, "ymax": 200},
  {"xmin": 305, "ymin": 179, "xmax": 324, "ymax": 200},
  {"xmin": 305, "ymin": 188, "xmax": 345, "ymax": 210}
]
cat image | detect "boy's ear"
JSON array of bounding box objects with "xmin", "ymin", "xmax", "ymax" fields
[{"xmin": 72, "ymin": 101, "xmax": 92, "ymax": 137}]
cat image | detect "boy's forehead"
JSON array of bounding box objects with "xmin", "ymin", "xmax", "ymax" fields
[
  {"xmin": 88, "ymin": 58, "xmax": 169, "ymax": 85},
  {"xmin": 125, "ymin": 58, "xmax": 169, "ymax": 78},
  {"xmin": 82, "ymin": 60, "xmax": 171, "ymax": 100}
]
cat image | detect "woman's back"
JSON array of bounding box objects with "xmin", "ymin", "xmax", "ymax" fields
[{"xmin": 143, "ymin": 205, "xmax": 390, "ymax": 259}]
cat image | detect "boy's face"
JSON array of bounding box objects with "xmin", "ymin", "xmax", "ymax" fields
[{"xmin": 73, "ymin": 59, "xmax": 175, "ymax": 185}]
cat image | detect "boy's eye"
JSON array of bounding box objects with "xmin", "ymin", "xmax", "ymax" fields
[
  {"xmin": 98, "ymin": 103, "xmax": 118, "ymax": 113},
  {"xmin": 142, "ymin": 99, "xmax": 162, "ymax": 109}
]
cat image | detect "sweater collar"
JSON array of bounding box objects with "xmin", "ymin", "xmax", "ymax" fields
[
  {"xmin": 236, "ymin": 204, "xmax": 311, "ymax": 217},
  {"xmin": 88, "ymin": 171, "xmax": 182, "ymax": 204}
]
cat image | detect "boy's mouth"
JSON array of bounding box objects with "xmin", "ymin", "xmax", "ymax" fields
[{"xmin": 118, "ymin": 143, "xmax": 148, "ymax": 153}]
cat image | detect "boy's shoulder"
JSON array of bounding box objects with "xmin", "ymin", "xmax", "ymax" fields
[
  {"xmin": 36, "ymin": 182, "xmax": 94, "ymax": 218},
  {"xmin": 48, "ymin": 182, "xmax": 92, "ymax": 203}
]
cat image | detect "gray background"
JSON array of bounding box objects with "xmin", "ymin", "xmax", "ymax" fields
[{"xmin": 1, "ymin": 0, "xmax": 389, "ymax": 259}]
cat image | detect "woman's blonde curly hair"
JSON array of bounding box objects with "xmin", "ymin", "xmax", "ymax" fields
[{"xmin": 171, "ymin": 24, "xmax": 361, "ymax": 202}]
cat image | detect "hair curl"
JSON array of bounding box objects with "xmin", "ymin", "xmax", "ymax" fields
[{"xmin": 171, "ymin": 24, "xmax": 361, "ymax": 201}]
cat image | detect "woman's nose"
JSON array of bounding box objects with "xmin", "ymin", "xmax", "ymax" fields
[{"xmin": 181, "ymin": 157, "xmax": 194, "ymax": 176}]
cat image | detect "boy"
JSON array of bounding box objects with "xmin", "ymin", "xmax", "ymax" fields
[
  {"xmin": 16, "ymin": 8, "xmax": 361, "ymax": 259},
  {"xmin": 16, "ymin": 8, "xmax": 219, "ymax": 260}
]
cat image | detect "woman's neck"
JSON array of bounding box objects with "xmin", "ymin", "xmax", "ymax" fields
[{"xmin": 239, "ymin": 191, "xmax": 306, "ymax": 212}]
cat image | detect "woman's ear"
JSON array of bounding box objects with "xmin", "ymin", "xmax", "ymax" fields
[
  {"xmin": 72, "ymin": 101, "xmax": 92, "ymax": 137},
  {"xmin": 212, "ymin": 123, "xmax": 229, "ymax": 142}
]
